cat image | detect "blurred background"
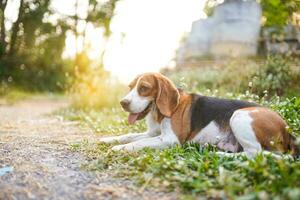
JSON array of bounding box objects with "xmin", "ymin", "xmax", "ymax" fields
[{"xmin": 0, "ymin": 0, "xmax": 299, "ymax": 108}]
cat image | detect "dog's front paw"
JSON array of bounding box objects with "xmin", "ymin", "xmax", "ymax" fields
[
  {"xmin": 111, "ymin": 144, "xmax": 126, "ymax": 151},
  {"xmin": 99, "ymin": 136, "xmax": 118, "ymax": 144},
  {"xmin": 111, "ymin": 144, "xmax": 135, "ymax": 151}
]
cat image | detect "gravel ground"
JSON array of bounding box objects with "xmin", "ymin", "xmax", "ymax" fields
[{"xmin": 0, "ymin": 98, "xmax": 177, "ymax": 200}]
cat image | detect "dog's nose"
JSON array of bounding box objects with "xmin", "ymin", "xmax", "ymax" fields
[{"xmin": 120, "ymin": 99, "xmax": 130, "ymax": 110}]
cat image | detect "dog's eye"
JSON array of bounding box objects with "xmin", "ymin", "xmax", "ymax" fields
[{"xmin": 139, "ymin": 85, "xmax": 149, "ymax": 93}]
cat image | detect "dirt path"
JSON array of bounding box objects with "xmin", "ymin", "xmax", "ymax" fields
[{"xmin": 0, "ymin": 98, "xmax": 177, "ymax": 200}]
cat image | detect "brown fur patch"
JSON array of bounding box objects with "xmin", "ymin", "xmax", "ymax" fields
[
  {"xmin": 137, "ymin": 74, "xmax": 159, "ymax": 98},
  {"xmin": 242, "ymin": 107, "xmax": 291, "ymax": 152},
  {"xmin": 170, "ymin": 91, "xmax": 193, "ymax": 144}
]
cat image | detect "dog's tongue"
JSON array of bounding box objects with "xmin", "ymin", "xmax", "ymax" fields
[{"xmin": 128, "ymin": 113, "xmax": 140, "ymax": 125}]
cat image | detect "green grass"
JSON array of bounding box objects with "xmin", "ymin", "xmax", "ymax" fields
[
  {"xmin": 0, "ymin": 87, "xmax": 66, "ymax": 104},
  {"xmin": 62, "ymin": 93, "xmax": 300, "ymax": 199},
  {"xmin": 59, "ymin": 107, "xmax": 147, "ymax": 135},
  {"xmin": 71, "ymin": 142, "xmax": 300, "ymax": 199},
  {"xmin": 0, "ymin": 88, "xmax": 32, "ymax": 104}
]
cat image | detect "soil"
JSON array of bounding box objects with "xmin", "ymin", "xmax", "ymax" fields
[{"xmin": 0, "ymin": 98, "xmax": 178, "ymax": 200}]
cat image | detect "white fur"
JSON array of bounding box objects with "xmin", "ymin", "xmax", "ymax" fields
[
  {"xmin": 230, "ymin": 110, "xmax": 262, "ymax": 158},
  {"xmin": 192, "ymin": 121, "xmax": 240, "ymax": 153},
  {"xmin": 99, "ymin": 111, "xmax": 160, "ymax": 144},
  {"xmin": 112, "ymin": 118, "xmax": 180, "ymax": 151},
  {"xmin": 121, "ymin": 78, "xmax": 152, "ymax": 113},
  {"xmin": 192, "ymin": 121, "xmax": 225, "ymax": 145}
]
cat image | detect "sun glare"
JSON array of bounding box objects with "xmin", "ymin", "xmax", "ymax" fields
[{"xmin": 57, "ymin": 0, "xmax": 207, "ymax": 83}]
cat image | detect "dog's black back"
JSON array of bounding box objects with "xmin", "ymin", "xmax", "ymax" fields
[{"xmin": 190, "ymin": 94, "xmax": 259, "ymax": 132}]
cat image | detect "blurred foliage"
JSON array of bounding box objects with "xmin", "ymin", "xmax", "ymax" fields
[
  {"xmin": 260, "ymin": 0, "xmax": 300, "ymax": 27},
  {"xmin": 203, "ymin": 0, "xmax": 219, "ymax": 17},
  {"xmin": 0, "ymin": 88, "xmax": 31, "ymax": 104},
  {"xmin": 268, "ymin": 97, "xmax": 300, "ymax": 135},
  {"xmin": 59, "ymin": 106, "xmax": 146, "ymax": 135},
  {"xmin": 251, "ymin": 55, "xmax": 298, "ymax": 97},
  {"xmin": 87, "ymin": 0, "xmax": 119, "ymax": 37},
  {"xmin": 69, "ymin": 66, "xmax": 125, "ymax": 110},
  {"xmin": 0, "ymin": 0, "xmax": 119, "ymax": 92},
  {"xmin": 167, "ymin": 56, "xmax": 300, "ymax": 98}
]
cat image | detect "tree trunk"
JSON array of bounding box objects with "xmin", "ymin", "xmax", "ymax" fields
[
  {"xmin": 99, "ymin": 36, "xmax": 109, "ymax": 68},
  {"xmin": 0, "ymin": 0, "xmax": 8, "ymax": 57},
  {"xmin": 74, "ymin": 0, "xmax": 79, "ymax": 57},
  {"xmin": 8, "ymin": 0, "xmax": 24, "ymax": 55},
  {"xmin": 81, "ymin": 0, "xmax": 91, "ymax": 50}
]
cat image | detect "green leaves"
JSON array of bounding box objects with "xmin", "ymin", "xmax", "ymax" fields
[
  {"xmin": 252, "ymin": 55, "xmax": 292, "ymax": 97},
  {"xmin": 269, "ymin": 97, "xmax": 300, "ymax": 135},
  {"xmin": 261, "ymin": 0, "xmax": 300, "ymax": 27}
]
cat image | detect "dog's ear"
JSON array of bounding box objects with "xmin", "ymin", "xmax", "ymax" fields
[{"xmin": 156, "ymin": 75, "xmax": 180, "ymax": 117}]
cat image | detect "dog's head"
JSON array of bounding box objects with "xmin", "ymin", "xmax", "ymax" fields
[{"xmin": 120, "ymin": 72, "xmax": 180, "ymax": 124}]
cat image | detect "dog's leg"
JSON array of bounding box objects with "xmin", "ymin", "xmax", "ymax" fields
[
  {"xmin": 111, "ymin": 118, "xmax": 180, "ymax": 151},
  {"xmin": 99, "ymin": 131, "xmax": 160, "ymax": 144},
  {"xmin": 224, "ymin": 110, "xmax": 293, "ymax": 160},
  {"xmin": 100, "ymin": 114, "xmax": 160, "ymax": 144},
  {"xmin": 229, "ymin": 110, "xmax": 263, "ymax": 158}
]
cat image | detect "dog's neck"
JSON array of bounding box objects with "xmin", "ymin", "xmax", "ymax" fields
[{"xmin": 150, "ymin": 103, "xmax": 164, "ymax": 123}]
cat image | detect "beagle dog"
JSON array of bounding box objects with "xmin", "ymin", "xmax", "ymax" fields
[{"xmin": 100, "ymin": 72, "xmax": 299, "ymax": 158}]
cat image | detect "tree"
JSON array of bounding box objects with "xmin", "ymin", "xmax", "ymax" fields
[
  {"xmin": 0, "ymin": 0, "xmax": 120, "ymax": 91},
  {"xmin": 72, "ymin": 0, "xmax": 120, "ymax": 70},
  {"xmin": 8, "ymin": 0, "xmax": 24, "ymax": 55},
  {"xmin": 260, "ymin": 0, "xmax": 300, "ymax": 27}
]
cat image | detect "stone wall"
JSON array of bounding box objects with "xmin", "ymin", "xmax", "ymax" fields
[
  {"xmin": 262, "ymin": 25, "xmax": 300, "ymax": 55},
  {"xmin": 177, "ymin": 0, "xmax": 262, "ymax": 66}
]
